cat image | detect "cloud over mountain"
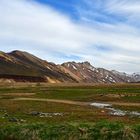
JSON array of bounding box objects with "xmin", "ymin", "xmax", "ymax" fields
[{"xmin": 0, "ymin": 0, "xmax": 140, "ymax": 73}]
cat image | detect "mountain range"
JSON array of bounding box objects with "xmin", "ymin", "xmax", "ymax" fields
[{"xmin": 0, "ymin": 50, "xmax": 139, "ymax": 83}]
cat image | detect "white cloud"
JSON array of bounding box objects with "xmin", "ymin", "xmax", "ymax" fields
[
  {"xmin": 106, "ymin": 0, "xmax": 140, "ymax": 14},
  {"xmin": 0, "ymin": 0, "xmax": 140, "ymax": 73}
]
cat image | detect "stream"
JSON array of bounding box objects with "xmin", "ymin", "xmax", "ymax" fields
[{"xmin": 90, "ymin": 102, "xmax": 140, "ymax": 117}]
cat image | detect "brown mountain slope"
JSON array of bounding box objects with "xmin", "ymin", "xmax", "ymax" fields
[{"xmin": 0, "ymin": 51, "xmax": 77, "ymax": 83}]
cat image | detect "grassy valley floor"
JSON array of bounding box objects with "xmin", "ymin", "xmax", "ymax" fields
[{"xmin": 0, "ymin": 83, "xmax": 140, "ymax": 139}]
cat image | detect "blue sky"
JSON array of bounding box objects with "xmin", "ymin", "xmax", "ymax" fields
[
  {"xmin": 34, "ymin": 0, "xmax": 77, "ymax": 18},
  {"xmin": 0, "ymin": 0, "xmax": 140, "ymax": 73},
  {"xmin": 33, "ymin": 0, "xmax": 126, "ymax": 24}
]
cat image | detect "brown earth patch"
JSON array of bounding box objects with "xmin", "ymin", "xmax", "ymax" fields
[
  {"xmin": 1, "ymin": 93, "xmax": 36, "ymax": 96},
  {"xmin": 12, "ymin": 98, "xmax": 89, "ymax": 106},
  {"xmin": 12, "ymin": 98, "xmax": 140, "ymax": 107}
]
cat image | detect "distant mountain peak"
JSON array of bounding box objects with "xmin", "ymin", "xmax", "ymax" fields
[
  {"xmin": 61, "ymin": 61, "xmax": 138, "ymax": 83},
  {"xmin": 62, "ymin": 61, "xmax": 92, "ymax": 67},
  {"xmin": 82, "ymin": 61, "xmax": 91, "ymax": 65},
  {"xmin": 133, "ymin": 72, "xmax": 140, "ymax": 75}
]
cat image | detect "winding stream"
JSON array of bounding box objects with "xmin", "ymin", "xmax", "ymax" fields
[{"xmin": 90, "ymin": 102, "xmax": 140, "ymax": 117}]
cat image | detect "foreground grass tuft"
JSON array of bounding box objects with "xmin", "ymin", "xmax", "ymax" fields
[{"xmin": 0, "ymin": 122, "xmax": 140, "ymax": 140}]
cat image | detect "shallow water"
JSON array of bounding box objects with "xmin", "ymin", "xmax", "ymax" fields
[
  {"xmin": 90, "ymin": 102, "xmax": 140, "ymax": 117},
  {"xmin": 38, "ymin": 112, "xmax": 63, "ymax": 118},
  {"xmin": 90, "ymin": 103, "xmax": 111, "ymax": 108}
]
